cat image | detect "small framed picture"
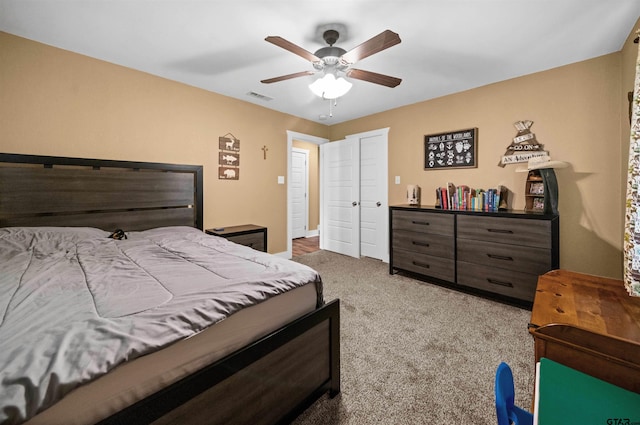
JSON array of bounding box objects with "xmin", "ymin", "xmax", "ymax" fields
[
  {"xmin": 533, "ymin": 198, "xmax": 545, "ymax": 210},
  {"xmin": 529, "ymin": 182, "xmax": 544, "ymax": 195}
]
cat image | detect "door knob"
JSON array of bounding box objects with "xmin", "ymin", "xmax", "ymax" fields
[
  {"xmin": 352, "ymin": 201, "xmax": 358, "ymax": 206},
  {"xmin": 376, "ymin": 201, "xmax": 382, "ymax": 207}
]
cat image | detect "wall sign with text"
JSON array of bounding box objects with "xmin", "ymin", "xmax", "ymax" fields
[
  {"xmin": 218, "ymin": 135, "xmax": 240, "ymax": 180},
  {"xmin": 424, "ymin": 128, "xmax": 477, "ymax": 170}
]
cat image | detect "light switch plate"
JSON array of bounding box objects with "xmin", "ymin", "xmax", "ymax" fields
[
  {"xmin": 395, "ymin": 176, "xmax": 401, "ymax": 184},
  {"xmin": 277, "ymin": 176, "xmax": 285, "ymax": 184}
]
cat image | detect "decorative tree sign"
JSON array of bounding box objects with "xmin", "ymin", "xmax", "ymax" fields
[{"xmin": 499, "ymin": 120, "xmax": 548, "ymax": 166}]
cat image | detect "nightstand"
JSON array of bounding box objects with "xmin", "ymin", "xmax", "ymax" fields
[{"xmin": 205, "ymin": 224, "xmax": 267, "ymax": 252}]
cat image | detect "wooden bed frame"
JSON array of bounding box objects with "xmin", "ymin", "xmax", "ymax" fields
[{"xmin": 0, "ymin": 153, "xmax": 340, "ymax": 425}]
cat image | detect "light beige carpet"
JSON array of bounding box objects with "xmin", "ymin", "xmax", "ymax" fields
[{"xmin": 292, "ymin": 250, "xmax": 534, "ymax": 425}]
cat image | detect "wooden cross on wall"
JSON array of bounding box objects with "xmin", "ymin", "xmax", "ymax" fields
[{"xmin": 262, "ymin": 145, "xmax": 268, "ymax": 160}]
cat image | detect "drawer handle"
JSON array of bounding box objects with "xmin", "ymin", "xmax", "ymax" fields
[
  {"xmin": 412, "ymin": 221, "xmax": 430, "ymax": 226},
  {"xmin": 487, "ymin": 278, "xmax": 513, "ymax": 288},
  {"xmin": 412, "ymin": 261, "xmax": 430, "ymax": 269},
  {"xmin": 412, "ymin": 241, "xmax": 430, "ymax": 247},
  {"xmin": 487, "ymin": 254, "xmax": 513, "ymax": 261},
  {"xmin": 487, "ymin": 228, "xmax": 513, "ymax": 234}
]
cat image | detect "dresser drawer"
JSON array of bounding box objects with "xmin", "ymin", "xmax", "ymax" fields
[
  {"xmin": 226, "ymin": 233, "xmax": 265, "ymax": 251},
  {"xmin": 392, "ymin": 210, "xmax": 454, "ymax": 236},
  {"xmin": 393, "ymin": 230, "xmax": 454, "ymax": 259},
  {"xmin": 457, "ymin": 215, "xmax": 551, "ymax": 249},
  {"xmin": 456, "ymin": 261, "xmax": 539, "ymax": 302},
  {"xmin": 457, "ymin": 239, "xmax": 551, "ymax": 275},
  {"xmin": 393, "ymin": 249, "xmax": 455, "ymax": 281}
]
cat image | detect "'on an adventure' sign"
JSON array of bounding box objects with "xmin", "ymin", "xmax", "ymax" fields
[{"xmin": 424, "ymin": 128, "xmax": 477, "ymax": 170}]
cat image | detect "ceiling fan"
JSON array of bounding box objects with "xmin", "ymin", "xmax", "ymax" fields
[{"xmin": 261, "ymin": 28, "xmax": 402, "ymax": 98}]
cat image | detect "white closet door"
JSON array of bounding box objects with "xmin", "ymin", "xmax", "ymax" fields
[
  {"xmin": 320, "ymin": 138, "xmax": 360, "ymax": 258},
  {"xmin": 359, "ymin": 132, "xmax": 388, "ymax": 261}
]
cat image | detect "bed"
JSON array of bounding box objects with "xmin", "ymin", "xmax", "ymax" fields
[{"xmin": 0, "ymin": 153, "xmax": 340, "ymax": 425}]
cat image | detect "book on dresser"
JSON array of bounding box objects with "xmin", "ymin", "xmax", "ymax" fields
[
  {"xmin": 389, "ymin": 205, "xmax": 559, "ymax": 305},
  {"xmin": 436, "ymin": 184, "xmax": 508, "ymax": 212}
]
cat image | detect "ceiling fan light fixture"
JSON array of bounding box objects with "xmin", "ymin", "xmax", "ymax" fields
[{"xmin": 309, "ymin": 74, "xmax": 352, "ymax": 99}]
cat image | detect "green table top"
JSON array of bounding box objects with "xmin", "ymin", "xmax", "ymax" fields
[{"xmin": 536, "ymin": 358, "xmax": 640, "ymax": 425}]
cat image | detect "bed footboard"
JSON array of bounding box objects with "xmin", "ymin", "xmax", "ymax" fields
[{"xmin": 98, "ymin": 299, "xmax": 340, "ymax": 425}]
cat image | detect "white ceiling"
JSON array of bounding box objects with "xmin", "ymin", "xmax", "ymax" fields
[{"xmin": 1, "ymin": 1, "xmax": 639, "ymax": 125}]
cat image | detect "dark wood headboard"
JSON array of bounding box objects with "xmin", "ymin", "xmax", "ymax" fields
[{"xmin": 0, "ymin": 153, "xmax": 203, "ymax": 231}]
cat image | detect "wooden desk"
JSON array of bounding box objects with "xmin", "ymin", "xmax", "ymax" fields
[{"xmin": 529, "ymin": 270, "xmax": 640, "ymax": 393}]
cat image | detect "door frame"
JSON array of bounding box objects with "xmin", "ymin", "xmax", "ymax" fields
[{"xmin": 285, "ymin": 131, "xmax": 328, "ymax": 259}]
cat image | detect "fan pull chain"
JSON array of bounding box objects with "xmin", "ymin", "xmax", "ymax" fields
[{"xmin": 328, "ymin": 98, "xmax": 338, "ymax": 118}]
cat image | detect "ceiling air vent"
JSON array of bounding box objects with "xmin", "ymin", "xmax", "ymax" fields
[{"xmin": 246, "ymin": 91, "xmax": 273, "ymax": 101}]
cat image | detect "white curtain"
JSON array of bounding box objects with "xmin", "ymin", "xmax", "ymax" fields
[{"xmin": 623, "ymin": 32, "xmax": 640, "ymax": 297}]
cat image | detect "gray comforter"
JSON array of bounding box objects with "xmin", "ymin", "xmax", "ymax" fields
[{"xmin": 0, "ymin": 226, "xmax": 322, "ymax": 424}]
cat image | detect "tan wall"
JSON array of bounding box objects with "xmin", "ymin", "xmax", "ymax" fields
[
  {"xmin": 0, "ymin": 32, "xmax": 329, "ymax": 253},
  {"xmin": 2, "ymin": 23, "xmax": 638, "ymax": 277},
  {"xmin": 292, "ymin": 140, "xmax": 320, "ymax": 232},
  {"xmin": 330, "ymin": 52, "xmax": 627, "ymax": 279}
]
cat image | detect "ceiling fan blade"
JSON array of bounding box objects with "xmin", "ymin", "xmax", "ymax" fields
[
  {"xmin": 340, "ymin": 30, "xmax": 401, "ymax": 64},
  {"xmin": 346, "ymin": 69, "xmax": 402, "ymax": 88},
  {"xmin": 265, "ymin": 36, "xmax": 321, "ymax": 63},
  {"xmin": 261, "ymin": 71, "xmax": 315, "ymax": 84}
]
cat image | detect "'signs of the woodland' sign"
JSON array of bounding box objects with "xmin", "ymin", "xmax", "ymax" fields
[{"xmin": 424, "ymin": 128, "xmax": 477, "ymax": 170}]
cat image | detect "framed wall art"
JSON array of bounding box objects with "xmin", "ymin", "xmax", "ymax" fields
[
  {"xmin": 424, "ymin": 128, "xmax": 477, "ymax": 170},
  {"xmin": 218, "ymin": 166, "xmax": 239, "ymax": 180},
  {"xmin": 218, "ymin": 134, "xmax": 240, "ymax": 180},
  {"xmin": 218, "ymin": 136, "xmax": 240, "ymax": 152},
  {"xmin": 219, "ymin": 152, "xmax": 240, "ymax": 167}
]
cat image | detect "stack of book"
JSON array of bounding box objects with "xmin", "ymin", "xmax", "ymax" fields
[{"xmin": 435, "ymin": 182, "xmax": 507, "ymax": 211}]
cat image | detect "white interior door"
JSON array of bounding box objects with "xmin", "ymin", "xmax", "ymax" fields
[
  {"xmin": 320, "ymin": 138, "xmax": 360, "ymax": 258},
  {"xmin": 320, "ymin": 128, "xmax": 388, "ymax": 261},
  {"xmin": 291, "ymin": 148, "xmax": 308, "ymax": 239},
  {"xmin": 359, "ymin": 132, "xmax": 388, "ymax": 261}
]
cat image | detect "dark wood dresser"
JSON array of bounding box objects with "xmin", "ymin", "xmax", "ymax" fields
[
  {"xmin": 390, "ymin": 208, "xmax": 455, "ymax": 282},
  {"xmin": 206, "ymin": 224, "xmax": 267, "ymax": 252},
  {"xmin": 389, "ymin": 205, "xmax": 559, "ymax": 304}
]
